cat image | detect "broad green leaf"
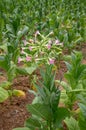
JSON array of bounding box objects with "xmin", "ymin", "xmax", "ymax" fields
[
  {"xmin": 0, "ymin": 55, "xmax": 10, "ymax": 71},
  {"xmin": 56, "ymin": 80, "xmax": 71, "ymax": 91},
  {"xmin": 33, "ymin": 83, "xmax": 46, "ymax": 101},
  {"xmin": 7, "ymin": 66, "xmax": 17, "ymax": 82},
  {"xmin": 32, "ymin": 96, "xmax": 42, "ymax": 104},
  {"xmin": 0, "ymin": 87, "xmax": 9, "ymax": 102},
  {"xmin": 17, "ymin": 65, "xmax": 37, "ymax": 75},
  {"xmin": 6, "ymin": 24, "xmax": 14, "ymax": 34},
  {"xmin": 27, "ymin": 103, "xmax": 52, "ymax": 121},
  {"xmin": 78, "ymin": 103, "xmax": 86, "ymax": 118},
  {"xmin": 54, "ymin": 107, "xmax": 70, "ymax": 128},
  {"xmin": 25, "ymin": 117, "xmax": 41, "ymax": 129},
  {"xmin": 65, "ymin": 62, "xmax": 72, "ymax": 71},
  {"xmin": 16, "ymin": 67, "xmax": 29, "ymax": 75},
  {"xmin": 82, "ymin": 79, "xmax": 86, "ymax": 89},
  {"xmin": 60, "ymin": 90, "xmax": 68, "ymax": 104},
  {"xmin": 79, "ymin": 114, "xmax": 86, "ymax": 130},
  {"xmin": 24, "ymin": 66, "xmax": 37, "ymax": 75},
  {"xmin": 22, "ymin": 26, "xmax": 29, "ymax": 36},
  {"xmin": 0, "ymin": 44, "xmax": 7, "ymax": 52},
  {"xmin": 64, "ymin": 117, "xmax": 80, "ymax": 130},
  {"xmin": 50, "ymin": 90, "xmax": 60, "ymax": 112},
  {"xmin": 17, "ymin": 26, "xmax": 29, "ymax": 39},
  {"xmin": 0, "ymin": 81, "xmax": 11, "ymax": 89}
]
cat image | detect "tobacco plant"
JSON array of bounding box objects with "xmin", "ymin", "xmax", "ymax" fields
[
  {"xmin": 54, "ymin": 51, "xmax": 86, "ymax": 130},
  {"xmin": 56, "ymin": 51, "xmax": 86, "ymax": 111},
  {"xmin": 64, "ymin": 95, "xmax": 86, "ymax": 130},
  {"xmin": 19, "ymin": 31, "xmax": 63, "ymax": 66},
  {"xmin": 13, "ymin": 65, "xmax": 69, "ymax": 130},
  {"xmin": 0, "ymin": 52, "xmax": 26, "ymax": 103},
  {"xmin": 1, "ymin": 0, "xmax": 86, "ymax": 50}
]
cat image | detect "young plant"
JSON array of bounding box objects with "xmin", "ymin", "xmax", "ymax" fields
[
  {"xmin": 0, "ymin": 53, "xmax": 37, "ymax": 103},
  {"xmin": 64, "ymin": 90, "xmax": 86, "ymax": 130},
  {"xmin": 56, "ymin": 51, "xmax": 86, "ymax": 110},
  {"xmin": 63, "ymin": 96, "xmax": 86, "ymax": 130},
  {"xmin": 13, "ymin": 65, "xmax": 69, "ymax": 130},
  {"xmin": 0, "ymin": 52, "xmax": 25, "ymax": 103}
]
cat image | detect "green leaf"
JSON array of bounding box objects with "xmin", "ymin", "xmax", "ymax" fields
[
  {"xmin": 22, "ymin": 26, "xmax": 29, "ymax": 36},
  {"xmin": 0, "ymin": 81, "xmax": 11, "ymax": 89},
  {"xmin": 27, "ymin": 103, "xmax": 52, "ymax": 121},
  {"xmin": 16, "ymin": 67, "xmax": 29, "ymax": 75},
  {"xmin": 33, "ymin": 83, "xmax": 46, "ymax": 101},
  {"xmin": 24, "ymin": 66, "xmax": 37, "ymax": 75},
  {"xmin": 64, "ymin": 117, "xmax": 80, "ymax": 130},
  {"xmin": 60, "ymin": 89, "xmax": 68, "ymax": 103},
  {"xmin": 17, "ymin": 65, "xmax": 37, "ymax": 75},
  {"xmin": 55, "ymin": 107, "xmax": 70, "ymax": 128},
  {"xmin": 69, "ymin": 89, "xmax": 86, "ymax": 93},
  {"xmin": 56, "ymin": 80, "xmax": 71, "ymax": 91},
  {"xmin": 0, "ymin": 44, "xmax": 7, "ymax": 52},
  {"xmin": 79, "ymin": 114, "xmax": 86, "ymax": 130},
  {"xmin": 25, "ymin": 117, "xmax": 41, "ymax": 129},
  {"xmin": 7, "ymin": 65, "xmax": 17, "ymax": 81},
  {"xmin": 65, "ymin": 62, "xmax": 72, "ymax": 71},
  {"xmin": 17, "ymin": 26, "xmax": 29, "ymax": 39},
  {"xmin": 0, "ymin": 87, "xmax": 9, "ymax": 102},
  {"xmin": 6, "ymin": 24, "xmax": 14, "ymax": 34},
  {"xmin": 78, "ymin": 103, "xmax": 86, "ymax": 118},
  {"xmin": 13, "ymin": 49, "xmax": 20, "ymax": 64},
  {"xmin": 50, "ymin": 90, "xmax": 60, "ymax": 112},
  {"xmin": 0, "ymin": 55, "xmax": 10, "ymax": 71}
]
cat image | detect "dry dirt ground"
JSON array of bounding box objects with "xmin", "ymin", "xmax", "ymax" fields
[{"xmin": 0, "ymin": 44, "xmax": 86, "ymax": 130}]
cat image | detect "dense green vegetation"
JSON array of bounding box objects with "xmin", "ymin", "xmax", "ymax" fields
[
  {"xmin": 0, "ymin": 0, "xmax": 86, "ymax": 48},
  {"xmin": 0, "ymin": 0, "xmax": 86, "ymax": 130}
]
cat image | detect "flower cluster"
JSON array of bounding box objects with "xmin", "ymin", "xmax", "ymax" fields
[{"xmin": 18, "ymin": 31, "xmax": 63, "ymax": 65}]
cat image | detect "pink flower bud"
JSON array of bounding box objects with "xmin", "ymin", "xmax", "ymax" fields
[
  {"xmin": 26, "ymin": 56, "xmax": 32, "ymax": 62},
  {"xmin": 55, "ymin": 39, "xmax": 60, "ymax": 44},
  {"xmin": 29, "ymin": 46, "xmax": 32, "ymax": 51},
  {"xmin": 47, "ymin": 44, "xmax": 51, "ymax": 50},
  {"xmin": 18, "ymin": 57, "xmax": 22, "ymax": 64},
  {"xmin": 49, "ymin": 59, "xmax": 55, "ymax": 64},
  {"xmin": 35, "ymin": 30, "xmax": 40, "ymax": 36}
]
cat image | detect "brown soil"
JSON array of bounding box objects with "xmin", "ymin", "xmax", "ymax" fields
[
  {"xmin": 0, "ymin": 43, "xmax": 86, "ymax": 130},
  {"xmin": 0, "ymin": 76, "xmax": 34, "ymax": 130}
]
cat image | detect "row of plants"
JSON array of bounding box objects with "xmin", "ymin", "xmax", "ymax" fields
[
  {"xmin": 12, "ymin": 51, "xmax": 86, "ymax": 130},
  {"xmin": 0, "ymin": 0, "xmax": 86, "ymax": 130},
  {"xmin": 0, "ymin": 0, "xmax": 86, "ymax": 50},
  {"xmin": 0, "ymin": 31, "xmax": 63, "ymax": 102},
  {"xmin": 0, "ymin": 29, "xmax": 86, "ymax": 130}
]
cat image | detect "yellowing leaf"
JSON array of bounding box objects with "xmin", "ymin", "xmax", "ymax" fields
[{"xmin": 13, "ymin": 89, "xmax": 25, "ymax": 97}]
